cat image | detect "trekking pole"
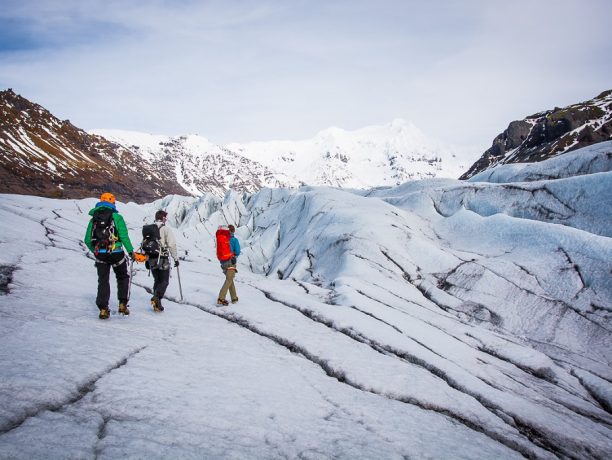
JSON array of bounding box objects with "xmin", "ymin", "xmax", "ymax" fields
[
  {"xmin": 127, "ymin": 256, "xmax": 135, "ymax": 301},
  {"xmin": 176, "ymin": 264, "xmax": 183, "ymax": 302}
]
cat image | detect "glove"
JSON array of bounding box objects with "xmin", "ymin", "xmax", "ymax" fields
[
  {"xmin": 174, "ymin": 260, "xmax": 179, "ymax": 267},
  {"xmin": 231, "ymin": 257, "xmax": 237, "ymax": 265},
  {"xmin": 129, "ymin": 252, "xmax": 135, "ymax": 261}
]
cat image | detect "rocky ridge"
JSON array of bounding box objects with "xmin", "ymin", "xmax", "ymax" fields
[
  {"xmin": 95, "ymin": 130, "xmax": 300, "ymax": 197},
  {"xmin": 0, "ymin": 89, "xmax": 185, "ymax": 202},
  {"xmin": 461, "ymin": 90, "xmax": 612, "ymax": 179}
]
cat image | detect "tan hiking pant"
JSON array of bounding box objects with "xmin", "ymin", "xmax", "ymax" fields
[{"xmin": 218, "ymin": 267, "xmax": 237, "ymax": 301}]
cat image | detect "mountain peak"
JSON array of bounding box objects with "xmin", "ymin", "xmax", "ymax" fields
[
  {"xmin": 313, "ymin": 125, "xmax": 347, "ymax": 140},
  {"xmin": 1, "ymin": 87, "xmax": 18, "ymax": 99},
  {"xmin": 389, "ymin": 118, "xmax": 413, "ymax": 129}
]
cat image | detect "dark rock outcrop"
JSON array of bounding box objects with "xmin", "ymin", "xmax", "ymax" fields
[{"xmin": 461, "ymin": 90, "xmax": 612, "ymax": 179}]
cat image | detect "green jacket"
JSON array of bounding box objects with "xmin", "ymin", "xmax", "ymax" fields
[{"xmin": 84, "ymin": 204, "xmax": 134, "ymax": 254}]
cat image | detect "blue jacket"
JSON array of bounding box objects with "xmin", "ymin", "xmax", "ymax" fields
[{"xmin": 230, "ymin": 235, "xmax": 240, "ymax": 257}]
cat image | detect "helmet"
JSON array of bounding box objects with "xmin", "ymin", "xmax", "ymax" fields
[{"xmin": 100, "ymin": 192, "xmax": 116, "ymax": 204}]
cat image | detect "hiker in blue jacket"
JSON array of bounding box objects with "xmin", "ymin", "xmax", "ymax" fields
[
  {"xmin": 217, "ymin": 224, "xmax": 240, "ymax": 306},
  {"xmin": 230, "ymin": 225, "xmax": 241, "ymax": 260}
]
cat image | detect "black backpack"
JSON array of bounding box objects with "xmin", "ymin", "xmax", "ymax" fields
[
  {"xmin": 141, "ymin": 224, "xmax": 161, "ymax": 257},
  {"xmin": 91, "ymin": 208, "xmax": 117, "ymax": 254}
]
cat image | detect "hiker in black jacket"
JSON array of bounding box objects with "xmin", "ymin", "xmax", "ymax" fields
[{"xmin": 147, "ymin": 210, "xmax": 178, "ymax": 312}]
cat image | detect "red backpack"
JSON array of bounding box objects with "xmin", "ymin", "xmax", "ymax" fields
[{"xmin": 216, "ymin": 228, "xmax": 233, "ymax": 261}]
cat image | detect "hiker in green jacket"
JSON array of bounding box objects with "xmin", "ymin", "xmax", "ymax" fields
[{"xmin": 84, "ymin": 192, "xmax": 135, "ymax": 319}]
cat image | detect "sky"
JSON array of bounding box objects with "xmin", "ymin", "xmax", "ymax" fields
[{"xmin": 0, "ymin": 0, "xmax": 611, "ymax": 148}]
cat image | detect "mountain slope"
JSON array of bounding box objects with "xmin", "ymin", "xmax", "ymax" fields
[
  {"xmin": 0, "ymin": 89, "xmax": 185, "ymax": 202},
  {"xmin": 0, "ymin": 142, "xmax": 610, "ymax": 458},
  {"xmin": 92, "ymin": 130, "xmax": 300, "ymax": 196},
  {"xmin": 461, "ymin": 90, "xmax": 612, "ymax": 179}
]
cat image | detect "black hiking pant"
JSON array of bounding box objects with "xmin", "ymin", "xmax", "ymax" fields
[
  {"xmin": 95, "ymin": 252, "xmax": 129, "ymax": 309},
  {"xmin": 151, "ymin": 262, "xmax": 171, "ymax": 302}
]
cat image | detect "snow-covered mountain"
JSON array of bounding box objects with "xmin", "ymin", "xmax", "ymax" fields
[
  {"xmin": 226, "ymin": 119, "xmax": 472, "ymax": 187},
  {"xmin": 461, "ymin": 90, "xmax": 612, "ymax": 179},
  {"xmin": 0, "ymin": 141, "xmax": 610, "ymax": 458},
  {"xmin": 95, "ymin": 119, "xmax": 472, "ymax": 195},
  {"xmin": 0, "ymin": 89, "xmax": 185, "ymax": 201},
  {"xmin": 1, "ymin": 87, "xmax": 470, "ymax": 201},
  {"xmin": 91, "ymin": 129, "xmax": 300, "ymax": 197}
]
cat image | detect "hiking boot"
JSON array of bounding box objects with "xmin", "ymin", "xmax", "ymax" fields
[
  {"xmin": 118, "ymin": 303, "xmax": 130, "ymax": 316},
  {"xmin": 151, "ymin": 296, "xmax": 164, "ymax": 312},
  {"xmin": 217, "ymin": 298, "xmax": 229, "ymax": 306},
  {"xmin": 99, "ymin": 307, "xmax": 110, "ymax": 320},
  {"xmin": 231, "ymin": 297, "xmax": 239, "ymax": 304}
]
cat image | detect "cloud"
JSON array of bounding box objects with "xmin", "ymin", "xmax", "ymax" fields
[{"xmin": 0, "ymin": 0, "xmax": 610, "ymax": 146}]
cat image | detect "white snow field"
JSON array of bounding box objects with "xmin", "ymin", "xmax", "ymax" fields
[{"xmin": 0, "ymin": 142, "xmax": 610, "ymax": 459}]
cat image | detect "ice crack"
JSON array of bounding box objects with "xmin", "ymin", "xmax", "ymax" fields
[{"xmin": 0, "ymin": 346, "xmax": 146, "ymax": 436}]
